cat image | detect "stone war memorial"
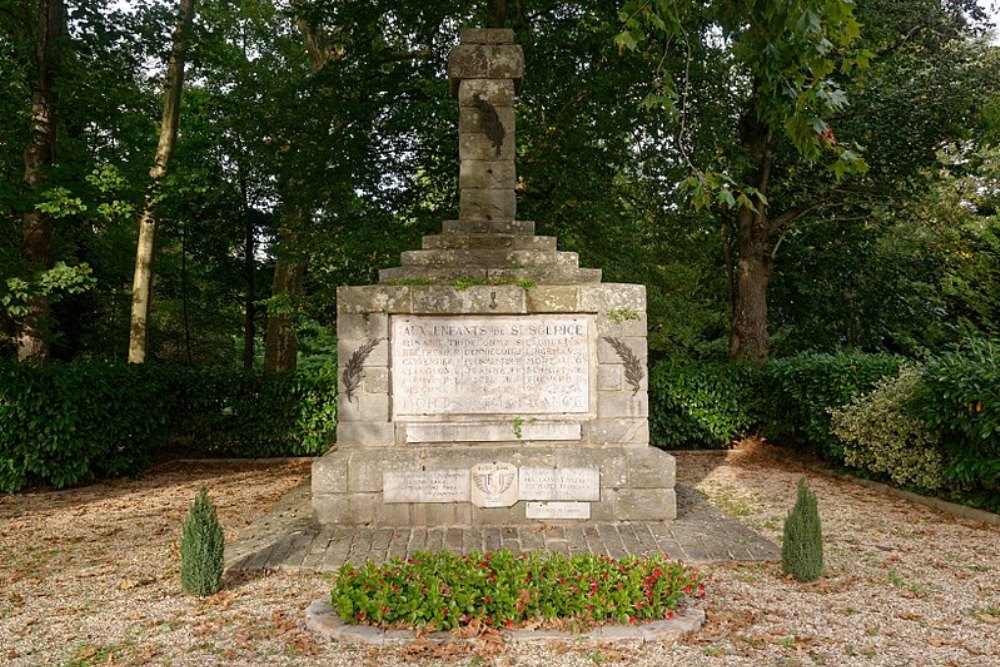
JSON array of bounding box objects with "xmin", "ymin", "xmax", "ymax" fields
[{"xmin": 311, "ymin": 28, "xmax": 676, "ymax": 527}]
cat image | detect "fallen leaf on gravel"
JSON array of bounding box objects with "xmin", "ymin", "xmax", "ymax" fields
[{"xmin": 975, "ymin": 613, "xmax": 1000, "ymax": 624}]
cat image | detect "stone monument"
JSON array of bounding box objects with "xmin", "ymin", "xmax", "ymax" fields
[{"xmin": 311, "ymin": 28, "xmax": 676, "ymax": 526}]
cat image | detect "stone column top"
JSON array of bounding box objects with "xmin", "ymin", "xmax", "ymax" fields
[{"xmin": 448, "ymin": 29, "xmax": 524, "ymax": 97}]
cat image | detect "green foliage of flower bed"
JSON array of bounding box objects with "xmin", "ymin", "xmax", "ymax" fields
[
  {"xmin": 331, "ymin": 550, "xmax": 706, "ymax": 630},
  {"xmin": 0, "ymin": 360, "xmax": 337, "ymax": 492},
  {"xmin": 648, "ymin": 360, "xmax": 763, "ymax": 448}
]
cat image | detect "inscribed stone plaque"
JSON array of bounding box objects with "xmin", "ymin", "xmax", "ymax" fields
[
  {"xmin": 519, "ymin": 467, "xmax": 600, "ymax": 501},
  {"xmin": 392, "ymin": 315, "xmax": 590, "ymax": 416},
  {"xmin": 469, "ymin": 462, "xmax": 519, "ymax": 508},
  {"xmin": 525, "ymin": 502, "xmax": 591, "ymax": 520},
  {"xmin": 383, "ymin": 469, "xmax": 470, "ymax": 503}
]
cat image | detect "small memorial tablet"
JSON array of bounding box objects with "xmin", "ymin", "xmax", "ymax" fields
[
  {"xmin": 383, "ymin": 469, "xmax": 470, "ymax": 503},
  {"xmin": 518, "ymin": 467, "xmax": 600, "ymax": 501},
  {"xmin": 525, "ymin": 502, "xmax": 590, "ymax": 520}
]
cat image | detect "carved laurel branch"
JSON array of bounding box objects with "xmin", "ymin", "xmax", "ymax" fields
[
  {"xmin": 342, "ymin": 338, "xmax": 381, "ymax": 403},
  {"xmin": 602, "ymin": 336, "xmax": 644, "ymax": 396},
  {"xmin": 472, "ymin": 92, "xmax": 505, "ymax": 157}
]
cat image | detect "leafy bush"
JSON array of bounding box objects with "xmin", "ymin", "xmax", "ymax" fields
[
  {"xmin": 648, "ymin": 360, "xmax": 763, "ymax": 448},
  {"xmin": 761, "ymin": 352, "xmax": 902, "ymax": 462},
  {"xmin": 0, "ymin": 361, "xmax": 337, "ymax": 492},
  {"xmin": 180, "ymin": 485, "xmax": 225, "ymax": 596},
  {"xmin": 911, "ymin": 340, "xmax": 1000, "ymax": 509},
  {"xmin": 782, "ymin": 478, "xmax": 824, "ymax": 582},
  {"xmin": 830, "ymin": 367, "xmax": 944, "ymax": 490},
  {"xmin": 168, "ymin": 365, "xmax": 338, "ymax": 458},
  {"xmin": 331, "ymin": 550, "xmax": 706, "ymax": 630},
  {"xmin": 0, "ymin": 360, "xmax": 174, "ymax": 492}
]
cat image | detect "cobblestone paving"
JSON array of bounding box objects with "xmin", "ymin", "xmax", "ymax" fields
[{"xmin": 225, "ymin": 481, "xmax": 778, "ymax": 573}]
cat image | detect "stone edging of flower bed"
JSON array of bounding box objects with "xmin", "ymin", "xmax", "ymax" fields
[{"xmin": 305, "ymin": 598, "xmax": 706, "ymax": 646}]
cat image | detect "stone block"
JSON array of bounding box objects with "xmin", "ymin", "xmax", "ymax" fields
[
  {"xmin": 337, "ymin": 392, "xmax": 389, "ymax": 423},
  {"xmin": 337, "ymin": 313, "xmax": 389, "ymax": 340},
  {"xmin": 588, "ymin": 419, "xmax": 649, "ymax": 446},
  {"xmin": 410, "ymin": 503, "xmax": 473, "ymax": 526},
  {"xmin": 337, "ymin": 337, "xmax": 388, "ymax": 368},
  {"xmin": 347, "ymin": 493, "xmax": 379, "ymax": 525},
  {"xmin": 459, "ymin": 28, "xmax": 514, "ymax": 45},
  {"xmin": 460, "ymin": 188, "xmax": 516, "ymax": 220},
  {"xmin": 312, "ymin": 453, "xmax": 348, "ymax": 494},
  {"xmin": 459, "ymin": 159, "xmax": 516, "ymax": 190},
  {"xmin": 472, "ymin": 502, "xmax": 526, "ymax": 525},
  {"xmin": 458, "ymin": 79, "xmax": 515, "ymax": 108},
  {"xmin": 338, "ymin": 285, "xmax": 412, "ymax": 314},
  {"xmin": 379, "ymin": 266, "xmax": 486, "ymax": 283},
  {"xmin": 598, "ymin": 366, "xmax": 622, "ymax": 392},
  {"xmin": 312, "ymin": 493, "xmax": 349, "ymax": 524},
  {"xmin": 548, "ymin": 448, "xmax": 627, "ymax": 487},
  {"xmin": 596, "ymin": 312, "xmax": 648, "ymax": 338},
  {"xmin": 487, "ymin": 267, "xmax": 601, "ymax": 284},
  {"xmin": 406, "ymin": 422, "xmax": 580, "ymax": 443},
  {"xmin": 597, "ymin": 392, "xmax": 649, "ymax": 419},
  {"xmin": 376, "ymin": 502, "xmax": 411, "ymax": 526},
  {"xmin": 578, "ymin": 283, "xmax": 646, "ymax": 313},
  {"xmin": 589, "ymin": 495, "xmax": 616, "ymax": 522},
  {"xmin": 363, "ymin": 367, "xmax": 389, "ymax": 394},
  {"xmin": 441, "ymin": 219, "xmax": 534, "ymax": 235},
  {"xmin": 598, "ymin": 336, "xmax": 647, "ymax": 367},
  {"xmin": 336, "ymin": 422, "xmax": 394, "ymax": 446},
  {"xmin": 460, "ymin": 130, "xmax": 515, "ymax": 161},
  {"xmin": 615, "ymin": 488, "xmax": 676, "ymax": 521},
  {"xmin": 448, "ymin": 44, "xmax": 524, "ymax": 86},
  {"xmin": 459, "ymin": 107, "xmax": 515, "ymax": 141},
  {"xmin": 627, "ymin": 448, "xmax": 676, "ymax": 489},
  {"xmin": 411, "ymin": 285, "xmax": 526, "ymax": 314},
  {"xmin": 525, "ymin": 285, "xmax": 579, "ymax": 312}
]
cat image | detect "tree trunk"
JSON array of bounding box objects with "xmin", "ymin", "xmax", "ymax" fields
[
  {"xmin": 727, "ymin": 97, "xmax": 774, "ymax": 362},
  {"xmin": 486, "ymin": 0, "xmax": 508, "ymax": 28},
  {"xmin": 263, "ymin": 216, "xmax": 304, "ymax": 372},
  {"xmin": 728, "ymin": 204, "xmax": 772, "ymax": 362},
  {"xmin": 16, "ymin": 0, "xmax": 64, "ymax": 364},
  {"xmin": 240, "ymin": 166, "xmax": 255, "ymax": 371},
  {"xmin": 261, "ymin": 14, "xmax": 334, "ymax": 372},
  {"xmin": 127, "ymin": 0, "xmax": 195, "ymax": 364}
]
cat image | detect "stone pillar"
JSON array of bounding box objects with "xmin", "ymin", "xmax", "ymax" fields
[{"xmin": 447, "ymin": 28, "xmax": 524, "ymax": 227}]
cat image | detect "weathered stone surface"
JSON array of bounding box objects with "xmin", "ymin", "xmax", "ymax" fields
[
  {"xmin": 410, "ymin": 285, "xmax": 526, "ymax": 315},
  {"xmin": 458, "ymin": 79, "xmax": 515, "ymax": 108},
  {"xmin": 597, "ymin": 311, "xmax": 647, "ymax": 337},
  {"xmin": 338, "ymin": 285, "xmax": 412, "ymax": 314},
  {"xmin": 616, "ymin": 488, "xmax": 677, "ymax": 521},
  {"xmin": 383, "ymin": 469, "xmax": 471, "ymax": 503},
  {"xmin": 598, "ymin": 335, "xmax": 647, "ymax": 367},
  {"xmin": 628, "ymin": 448, "xmax": 676, "ymax": 489},
  {"xmin": 379, "ymin": 266, "xmax": 488, "ymax": 283},
  {"xmin": 312, "ymin": 455, "xmax": 348, "ymax": 495},
  {"xmin": 400, "ymin": 248, "xmax": 577, "ymax": 268},
  {"xmin": 458, "ymin": 158, "xmax": 516, "ymax": 190},
  {"xmin": 525, "ymin": 501, "xmax": 590, "ymax": 520},
  {"xmin": 336, "ymin": 422, "xmax": 394, "ymax": 446},
  {"xmin": 409, "ymin": 502, "xmax": 473, "ymax": 526},
  {"xmin": 441, "ymin": 218, "xmax": 535, "ymax": 234},
  {"xmin": 525, "ymin": 285, "xmax": 580, "ymax": 312},
  {"xmin": 337, "ymin": 392, "xmax": 389, "ymax": 423},
  {"xmin": 598, "ymin": 365, "xmax": 622, "ymax": 391},
  {"xmin": 448, "ymin": 43, "xmax": 524, "ymax": 94},
  {"xmin": 458, "ymin": 187, "xmax": 516, "ymax": 220},
  {"xmin": 578, "ymin": 283, "xmax": 646, "ymax": 312},
  {"xmin": 589, "ymin": 418, "xmax": 649, "ymax": 445},
  {"xmin": 459, "ymin": 131, "xmax": 516, "ymax": 161},
  {"xmin": 487, "ymin": 266, "xmax": 602, "ymax": 284},
  {"xmin": 458, "ymin": 28, "xmax": 514, "ymax": 45},
  {"xmin": 519, "ymin": 467, "xmax": 601, "ymax": 501},
  {"xmin": 422, "ymin": 233, "xmax": 554, "ymax": 251},
  {"xmin": 405, "ymin": 422, "xmax": 581, "ymax": 443},
  {"xmin": 337, "ymin": 313, "xmax": 389, "ymax": 340},
  {"xmin": 597, "ymin": 392, "xmax": 649, "ymax": 419},
  {"xmin": 363, "ymin": 367, "xmax": 389, "ymax": 394}
]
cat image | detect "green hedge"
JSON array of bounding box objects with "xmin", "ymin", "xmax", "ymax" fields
[
  {"xmin": 912, "ymin": 340, "xmax": 1000, "ymax": 510},
  {"xmin": 758, "ymin": 352, "xmax": 903, "ymax": 463},
  {"xmin": 0, "ymin": 361, "xmax": 337, "ymax": 492},
  {"xmin": 648, "ymin": 360, "xmax": 763, "ymax": 448}
]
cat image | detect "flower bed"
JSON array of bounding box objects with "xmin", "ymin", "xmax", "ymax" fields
[{"xmin": 330, "ymin": 550, "xmax": 707, "ymax": 631}]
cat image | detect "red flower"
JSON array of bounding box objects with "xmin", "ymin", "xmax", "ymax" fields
[
  {"xmin": 482, "ymin": 596, "xmax": 491, "ymax": 604},
  {"xmin": 505, "ymin": 620, "xmax": 514, "ymax": 628},
  {"xmin": 629, "ymin": 615, "xmax": 637, "ymax": 624},
  {"xmin": 665, "ymin": 610, "xmax": 674, "ymax": 619},
  {"xmin": 485, "ymin": 616, "xmax": 493, "ymax": 625}
]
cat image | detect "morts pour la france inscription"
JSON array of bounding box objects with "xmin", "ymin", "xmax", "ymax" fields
[{"xmin": 391, "ymin": 315, "xmax": 591, "ymax": 416}]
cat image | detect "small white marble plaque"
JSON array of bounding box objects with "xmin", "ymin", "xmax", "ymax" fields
[
  {"xmin": 392, "ymin": 315, "xmax": 591, "ymax": 416},
  {"xmin": 470, "ymin": 462, "xmax": 519, "ymax": 508},
  {"xmin": 519, "ymin": 467, "xmax": 600, "ymax": 501},
  {"xmin": 383, "ymin": 469, "xmax": 470, "ymax": 503},
  {"xmin": 526, "ymin": 502, "xmax": 591, "ymax": 520},
  {"xmin": 406, "ymin": 422, "xmax": 582, "ymax": 443}
]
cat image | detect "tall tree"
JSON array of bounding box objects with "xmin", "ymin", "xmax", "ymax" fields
[
  {"xmin": 127, "ymin": 0, "xmax": 195, "ymax": 363},
  {"xmin": 16, "ymin": 0, "xmax": 64, "ymax": 363}
]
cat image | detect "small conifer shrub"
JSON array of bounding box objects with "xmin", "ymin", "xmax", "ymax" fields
[
  {"xmin": 782, "ymin": 478, "xmax": 823, "ymax": 582},
  {"xmin": 180, "ymin": 485, "xmax": 225, "ymax": 596}
]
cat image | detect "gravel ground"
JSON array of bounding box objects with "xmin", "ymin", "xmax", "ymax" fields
[{"xmin": 1, "ymin": 441, "xmax": 997, "ymax": 666}]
